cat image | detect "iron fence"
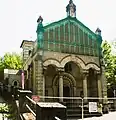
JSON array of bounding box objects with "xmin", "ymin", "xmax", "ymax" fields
[
  {"xmin": 38, "ymin": 96, "xmax": 116, "ymax": 119},
  {"xmin": 15, "ymin": 92, "xmax": 116, "ymax": 120}
]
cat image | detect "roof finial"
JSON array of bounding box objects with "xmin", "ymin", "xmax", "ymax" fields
[
  {"xmin": 37, "ymin": 16, "xmax": 43, "ymax": 23},
  {"xmin": 69, "ymin": 0, "xmax": 73, "ymax": 4},
  {"xmin": 95, "ymin": 28, "xmax": 101, "ymax": 36},
  {"xmin": 66, "ymin": 0, "xmax": 76, "ymax": 17}
]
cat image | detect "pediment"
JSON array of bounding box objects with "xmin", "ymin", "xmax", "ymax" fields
[
  {"xmin": 44, "ymin": 17, "xmax": 97, "ymax": 39},
  {"xmin": 43, "ymin": 17, "xmax": 101, "ymax": 57}
]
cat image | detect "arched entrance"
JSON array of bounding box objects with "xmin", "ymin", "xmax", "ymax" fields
[
  {"xmin": 53, "ymin": 72, "xmax": 76, "ymax": 99},
  {"xmin": 45, "ymin": 65, "xmax": 57, "ymax": 96},
  {"xmin": 63, "ymin": 86, "xmax": 70, "ymax": 97},
  {"xmin": 64, "ymin": 61, "xmax": 81, "ymax": 97},
  {"xmin": 87, "ymin": 68, "xmax": 98, "ymax": 97}
]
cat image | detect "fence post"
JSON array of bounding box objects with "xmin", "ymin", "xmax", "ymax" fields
[
  {"xmin": 82, "ymin": 98, "xmax": 84, "ymax": 120},
  {"xmin": 18, "ymin": 90, "xmax": 32, "ymax": 113},
  {"xmin": 113, "ymin": 90, "xmax": 116, "ymax": 111},
  {"xmin": 80, "ymin": 91, "xmax": 84, "ymax": 120},
  {"xmin": 114, "ymin": 98, "xmax": 116, "ymax": 111}
]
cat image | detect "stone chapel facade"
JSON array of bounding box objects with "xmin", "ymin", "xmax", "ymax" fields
[{"xmin": 20, "ymin": 0, "xmax": 107, "ymax": 103}]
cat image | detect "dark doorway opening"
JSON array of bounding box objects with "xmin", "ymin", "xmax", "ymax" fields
[
  {"xmin": 14, "ymin": 81, "xmax": 17, "ymax": 86},
  {"xmin": 63, "ymin": 86, "xmax": 70, "ymax": 97}
]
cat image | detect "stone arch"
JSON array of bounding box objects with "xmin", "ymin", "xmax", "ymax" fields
[
  {"xmin": 12, "ymin": 80, "xmax": 19, "ymax": 87},
  {"xmin": 85, "ymin": 63, "xmax": 100, "ymax": 71},
  {"xmin": 53, "ymin": 72, "xmax": 76, "ymax": 87},
  {"xmin": 45, "ymin": 64, "xmax": 58, "ymax": 77},
  {"xmin": 60, "ymin": 55, "xmax": 85, "ymax": 69},
  {"xmin": 52, "ymin": 72, "xmax": 76, "ymax": 97},
  {"xmin": 43, "ymin": 59, "xmax": 60, "ymax": 68}
]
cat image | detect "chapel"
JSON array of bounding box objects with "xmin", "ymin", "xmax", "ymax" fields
[{"xmin": 20, "ymin": 0, "xmax": 107, "ymax": 108}]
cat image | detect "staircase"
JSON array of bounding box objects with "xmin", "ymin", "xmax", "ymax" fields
[{"xmin": 65, "ymin": 100, "xmax": 102, "ymax": 120}]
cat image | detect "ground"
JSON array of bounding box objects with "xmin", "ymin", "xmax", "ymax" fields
[{"xmin": 78, "ymin": 111, "xmax": 116, "ymax": 120}]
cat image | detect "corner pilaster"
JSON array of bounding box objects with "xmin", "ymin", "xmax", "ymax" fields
[
  {"xmin": 97, "ymin": 70, "xmax": 102, "ymax": 103},
  {"xmin": 101, "ymin": 66, "xmax": 108, "ymax": 104},
  {"xmin": 35, "ymin": 59, "xmax": 44, "ymax": 100}
]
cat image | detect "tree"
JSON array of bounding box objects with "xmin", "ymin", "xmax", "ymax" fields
[
  {"xmin": 0, "ymin": 52, "xmax": 23, "ymax": 70},
  {"xmin": 102, "ymin": 40, "xmax": 116, "ymax": 95}
]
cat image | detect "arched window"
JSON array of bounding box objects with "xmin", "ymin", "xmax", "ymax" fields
[{"xmin": 14, "ymin": 81, "xmax": 17, "ymax": 86}]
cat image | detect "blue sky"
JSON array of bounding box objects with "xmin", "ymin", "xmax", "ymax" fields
[{"xmin": 0, "ymin": 0, "xmax": 116, "ymax": 56}]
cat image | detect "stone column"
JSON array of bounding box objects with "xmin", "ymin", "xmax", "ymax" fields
[
  {"xmin": 97, "ymin": 72, "xmax": 102, "ymax": 103},
  {"xmin": 42, "ymin": 70, "xmax": 46, "ymax": 101},
  {"xmin": 58, "ymin": 69, "xmax": 64, "ymax": 102},
  {"xmin": 59, "ymin": 75, "xmax": 63, "ymax": 102},
  {"xmin": 82, "ymin": 70, "xmax": 88, "ymax": 103}
]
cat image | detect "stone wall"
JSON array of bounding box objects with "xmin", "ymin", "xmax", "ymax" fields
[{"xmin": 43, "ymin": 51, "xmax": 100, "ymax": 71}]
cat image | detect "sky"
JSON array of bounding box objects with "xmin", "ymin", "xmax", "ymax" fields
[{"xmin": 0, "ymin": 0, "xmax": 116, "ymax": 56}]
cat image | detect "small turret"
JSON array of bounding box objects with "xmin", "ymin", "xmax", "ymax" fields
[
  {"xmin": 36, "ymin": 16, "xmax": 44, "ymax": 33},
  {"xmin": 95, "ymin": 28, "xmax": 101, "ymax": 36},
  {"xmin": 36, "ymin": 16, "xmax": 44, "ymax": 49}
]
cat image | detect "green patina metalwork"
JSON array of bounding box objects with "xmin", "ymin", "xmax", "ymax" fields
[
  {"xmin": 37, "ymin": 16, "xmax": 102, "ymax": 57},
  {"xmin": 36, "ymin": 21, "xmax": 44, "ymax": 49},
  {"xmin": 44, "ymin": 17, "xmax": 96, "ymax": 37},
  {"xmin": 96, "ymin": 34, "xmax": 102, "ymax": 57}
]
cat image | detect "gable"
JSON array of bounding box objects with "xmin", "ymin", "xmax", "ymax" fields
[{"xmin": 43, "ymin": 17, "xmax": 101, "ymax": 57}]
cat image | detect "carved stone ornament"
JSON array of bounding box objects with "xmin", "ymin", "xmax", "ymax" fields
[
  {"xmin": 81, "ymin": 69, "xmax": 89, "ymax": 78},
  {"xmin": 96, "ymin": 70, "xmax": 101, "ymax": 75},
  {"xmin": 58, "ymin": 68, "xmax": 64, "ymax": 76},
  {"xmin": 82, "ymin": 69, "xmax": 89, "ymax": 74}
]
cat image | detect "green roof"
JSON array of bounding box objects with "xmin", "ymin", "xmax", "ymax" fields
[{"xmin": 44, "ymin": 16, "xmax": 97, "ymax": 38}]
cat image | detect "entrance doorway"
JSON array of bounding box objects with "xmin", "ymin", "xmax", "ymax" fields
[
  {"xmin": 63, "ymin": 86, "xmax": 70, "ymax": 97},
  {"xmin": 63, "ymin": 86, "xmax": 71, "ymax": 105}
]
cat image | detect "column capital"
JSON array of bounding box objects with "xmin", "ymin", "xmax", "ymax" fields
[
  {"xmin": 96, "ymin": 70, "xmax": 101, "ymax": 75},
  {"xmin": 82, "ymin": 69, "xmax": 89, "ymax": 74},
  {"xmin": 57, "ymin": 67, "xmax": 64, "ymax": 76},
  {"xmin": 82, "ymin": 69, "xmax": 89, "ymax": 78},
  {"xmin": 57, "ymin": 67, "xmax": 64, "ymax": 72}
]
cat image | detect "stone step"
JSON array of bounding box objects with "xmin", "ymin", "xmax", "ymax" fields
[
  {"xmin": 66, "ymin": 105, "xmax": 102, "ymax": 119},
  {"xmin": 67, "ymin": 109, "xmax": 102, "ymax": 119}
]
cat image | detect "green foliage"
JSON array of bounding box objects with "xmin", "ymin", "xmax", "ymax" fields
[
  {"xmin": 102, "ymin": 40, "xmax": 116, "ymax": 88},
  {"xmin": 0, "ymin": 52, "xmax": 23, "ymax": 70},
  {"xmin": 0, "ymin": 103, "xmax": 16, "ymax": 120},
  {"xmin": 0, "ymin": 103, "xmax": 9, "ymax": 113},
  {"xmin": 6, "ymin": 104, "xmax": 16, "ymax": 120}
]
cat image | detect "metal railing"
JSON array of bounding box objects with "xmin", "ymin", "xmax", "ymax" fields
[
  {"xmin": 25, "ymin": 95, "xmax": 36, "ymax": 117},
  {"xmin": 38, "ymin": 96, "xmax": 116, "ymax": 120},
  {"xmin": 15, "ymin": 91, "xmax": 116, "ymax": 120}
]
